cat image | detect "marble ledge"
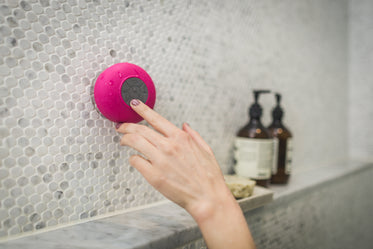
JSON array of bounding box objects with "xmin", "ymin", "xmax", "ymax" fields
[
  {"xmin": 0, "ymin": 187, "xmax": 273, "ymax": 249},
  {"xmin": 1, "ymin": 160, "xmax": 370, "ymax": 249},
  {"xmin": 269, "ymin": 160, "xmax": 373, "ymax": 202}
]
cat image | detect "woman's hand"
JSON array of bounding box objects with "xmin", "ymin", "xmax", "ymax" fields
[
  {"xmin": 115, "ymin": 99, "xmax": 232, "ymax": 220},
  {"xmin": 116, "ymin": 99, "xmax": 256, "ymax": 249}
]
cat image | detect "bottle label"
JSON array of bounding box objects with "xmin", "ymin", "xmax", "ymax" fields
[
  {"xmin": 234, "ymin": 137, "xmax": 273, "ymax": 179},
  {"xmin": 272, "ymin": 138, "xmax": 279, "ymax": 174},
  {"xmin": 285, "ymin": 138, "xmax": 293, "ymax": 174}
]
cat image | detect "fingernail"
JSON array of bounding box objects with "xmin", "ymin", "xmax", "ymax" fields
[
  {"xmin": 130, "ymin": 99, "xmax": 140, "ymax": 106},
  {"xmin": 185, "ymin": 122, "xmax": 190, "ymax": 127},
  {"xmin": 115, "ymin": 123, "xmax": 122, "ymax": 129}
]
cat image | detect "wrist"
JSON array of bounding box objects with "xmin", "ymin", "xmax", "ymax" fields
[
  {"xmin": 187, "ymin": 187, "xmax": 240, "ymax": 226},
  {"xmin": 187, "ymin": 188, "xmax": 255, "ymax": 249}
]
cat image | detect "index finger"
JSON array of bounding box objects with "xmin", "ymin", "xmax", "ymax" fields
[{"xmin": 130, "ymin": 99, "xmax": 180, "ymax": 137}]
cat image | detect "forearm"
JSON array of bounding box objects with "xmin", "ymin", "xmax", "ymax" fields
[{"xmin": 190, "ymin": 191, "xmax": 256, "ymax": 249}]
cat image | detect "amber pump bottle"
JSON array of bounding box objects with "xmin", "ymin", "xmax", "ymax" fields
[
  {"xmin": 234, "ymin": 90, "xmax": 273, "ymax": 188},
  {"xmin": 268, "ymin": 93, "xmax": 293, "ymax": 184}
]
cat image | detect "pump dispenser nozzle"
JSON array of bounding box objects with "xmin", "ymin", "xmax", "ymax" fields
[
  {"xmin": 249, "ymin": 90, "xmax": 271, "ymax": 119},
  {"xmin": 254, "ymin": 90, "xmax": 271, "ymax": 102},
  {"xmin": 276, "ymin": 93, "xmax": 281, "ymax": 103},
  {"xmin": 272, "ymin": 93, "xmax": 284, "ymax": 121}
]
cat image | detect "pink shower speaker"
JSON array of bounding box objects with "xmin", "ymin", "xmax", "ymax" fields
[{"xmin": 94, "ymin": 63, "xmax": 156, "ymax": 123}]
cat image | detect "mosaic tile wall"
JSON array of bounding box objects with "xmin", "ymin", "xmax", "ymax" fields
[
  {"xmin": 0, "ymin": 0, "xmax": 349, "ymax": 239},
  {"xmin": 178, "ymin": 167, "xmax": 373, "ymax": 249},
  {"xmin": 348, "ymin": 0, "xmax": 373, "ymax": 160}
]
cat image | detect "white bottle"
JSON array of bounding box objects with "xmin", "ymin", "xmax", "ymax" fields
[{"xmin": 234, "ymin": 90, "xmax": 273, "ymax": 188}]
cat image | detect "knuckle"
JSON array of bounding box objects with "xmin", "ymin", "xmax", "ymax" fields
[
  {"xmin": 152, "ymin": 175, "xmax": 166, "ymax": 189},
  {"xmin": 162, "ymin": 142, "xmax": 175, "ymax": 155},
  {"xmin": 170, "ymin": 141, "xmax": 182, "ymax": 154},
  {"xmin": 160, "ymin": 140, "xmax": 181, "ymax": 155},
  {"xmin": 176, "ymin": 131, "xmax": 190, "ymax": 141},
  {"xmin": 129, "ymin": 155, "xmax": 139, "ymax": 165},
  {"xmin": 138, "ymin": 125, "xmax": 151, "ymax": 134},
  {"xmin": 124, "ymin": 123, "xmax": 139, "ymax": 133},
  {"xmin": 122, "ymin": 122, "xmax": 134, "ymax": 130},
  {"xmin": 121, "ymin": 133, "xmax": 140, "ymax": 146},
  {"xmin": 130, "ymin": 134, "xmax": 142, "ymax": 144},
  {"xmin": 160, "ymin": 133, "xmax": 191, "ymax": 155},
  {"xmin": 123, "ymin": 123, "xmax": 148, "ymax": 134},
  {"xmin": 147, "ymin": 116, "xmax": 158, "ymax": 126},
  {"xmin": 170, "ymin": 142, "xmax": 180, "ymax": 153},
  {"xmin": 120, "ymin": 135, "xmax": 126, "ymax": 146},
  {"xmin": 174, "ymin": 131, "xmax": 192, "ymax": 146},
  {"xmin": 172, "ymin": 142, "xmax": 182, "ymax": 152}
]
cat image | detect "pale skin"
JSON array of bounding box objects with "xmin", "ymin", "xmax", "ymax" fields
[{"xmin": 116, "ymin": 99, "xmax": 256, "ymax": 249}]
